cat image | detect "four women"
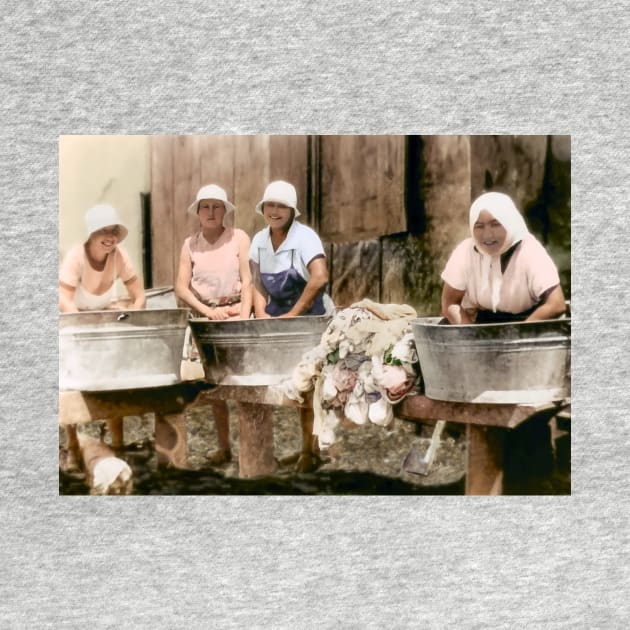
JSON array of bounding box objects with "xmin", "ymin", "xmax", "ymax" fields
[{"xmin": 60, "ymin": 182, "xmax": 567, "ymax": 473}]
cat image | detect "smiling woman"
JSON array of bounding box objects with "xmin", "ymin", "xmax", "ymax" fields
[
  {"xmin": 441, "ymin": 192, "xmax": 566, "ymax": 324},
  {"xmin": 59, "ymin": 204, "xmax": 145, "ymax": 313},
  {"xmin": 249, "ymin": 180, "xmax": 334, "ymax": 319}
]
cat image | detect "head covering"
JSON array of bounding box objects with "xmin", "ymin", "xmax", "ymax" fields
[
  {"xmin": 255, "ymin": 180, "xmax": 301, "ymax": 217},
  {"xmin": 469, "ymin": 192, "xmax": 529, "ymax": 312},
  {"xmin": 85, "ymin": 204, "xmax": 128, "ymax": 242},
  {"xmin": 187, "ymin": 184, "xmax": 236, "ymax": 228}
]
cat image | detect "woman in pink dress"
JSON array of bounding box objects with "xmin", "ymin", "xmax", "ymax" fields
[
  {"xmin": 441, "ymin": 192, "xmax": 566, "ymax": 325},
  {"xmin": 59, "ymin": 204, "xmax": 145, "ymax": 313},
  {"xmin": 176, "ymin": 184, "xmax": 252, "ymax": 465}
]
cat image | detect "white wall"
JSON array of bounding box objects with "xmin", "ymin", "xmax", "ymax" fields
[{"xmin": 59, "ymin": 136, "xmax": 151, "ymax": 292}]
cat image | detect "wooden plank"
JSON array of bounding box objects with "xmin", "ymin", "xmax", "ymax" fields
[
  {"xmin": 330, "ymin": 240, "xmax": 380, "ymax": 307},
  {"xmin": 469, "ymin": 135, "xmax": 547, "ymax": 213},
  {"xmin": 150, "ymin": 135, "xmax": 175, "ymax": 286},
  {"xmin": 234, "ymin": 135, "xmax": 269, "ymax": 238},
  {"xmin": 155, "ymin": 412, "xmax": 188, "ymax": 469},
  {"xmin": 237, "ymin": 403, "xmax": 277, "ymax": 478},
  {"xmin": 58, "ymin": 382, "xmax": 212, "ymax": 426},
  {"xmin": 173, "ymin": 135, "xmax": 203, "ymax": 281},
  {"xmin": 200, "ymin": 135, "xmax": 235, "ymax": 193},
  {"xmin": 269, "ymin": 135, "xmax": 309, "ymax": 223},
  {"xmin": 202, "ymin": 385, "xmax": 309, "ymax": 407},
  {"xmin": 466, "ymin": 424, "xmax": 506, "ymax": 495},
  {"xmin": 380, "ymin": 233, "xmax": 442, "ymax": 316},
  {"xmin": 319, "ymin": 135, "xmax": 406, "ymax": 242},
  {"xmin": 395, "ymin": 394, "xmax": 564, "ymax": 430}
]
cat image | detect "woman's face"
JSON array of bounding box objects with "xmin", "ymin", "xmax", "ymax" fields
[
  {"xmin": 473, "ymin": 210, "xmax": 507, "ymax": 255},
  {"xmin": 89, "ymin": 225, "xmax": 120, "ymax": 254},
  {"xmin": 262, "ymin": 201, "xmax": 293, "ymax": 231},
  {"xmin": 198, "ymin": 199, "xmax": 226, "ymax": 229}
]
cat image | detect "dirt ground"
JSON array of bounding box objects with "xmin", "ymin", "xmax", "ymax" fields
[
  {"xmin": 59, "ymin": 398, "xmax": 468, "ymax": 494},
  {"xmin": 60, "ymin": 397, "xmax": 570, "ymax": 495}
]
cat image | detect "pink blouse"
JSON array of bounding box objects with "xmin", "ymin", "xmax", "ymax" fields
[
  {"xmin": 182, "ymin": 228, "xmax": 248, "ymax": 302},
  {"xmin": 441, "ymin": 233, "xmax": 561, "ymax": 314}
]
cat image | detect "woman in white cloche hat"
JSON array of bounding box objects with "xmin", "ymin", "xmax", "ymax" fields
[
  {"xmin": 249, "ymin": 180, "xmax": 334, "ymax": 473},
  {"xmin": 175, "ymin": 184, "xmax": 253, "ymax": 466},
  {"xmin": 59, "ymin": 204, "xmax": 145, "ymax": 312},
  {"xmin": 249, "ymin": 180, "xmax": 333, "ymax": 319}
]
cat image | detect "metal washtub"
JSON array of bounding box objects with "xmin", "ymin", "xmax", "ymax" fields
[
  {"xmin": 59, "ymin": 308, "xmax": 190, "ymax": 391},
  {"xmin": 411, "ymin": 317, "xmax": 571, "ymax": 404},
  {"xmin": 189, "ymin": 316, "xmax": 331, "ymax": 385}
]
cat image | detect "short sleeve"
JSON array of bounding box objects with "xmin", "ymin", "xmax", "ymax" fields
[
  {"xmin": 59, "ymin": 244, "xmax": 83, "ymax": 287},
  {"xmin": 441, "ymin": 239, "xmax": 471, "ymax": 291},
  {"xmin": 526, "ymin": 238, "xmax": 561, "ymax": 299},
  {"xmin": 297, "ymin": 225, "xmax": 325, "ymax": 267},
  {"xmin": 249, "ymin": 231, "xmax": 262, "ymax": 263},
  {"xmin": 116, "ymin": 246, "xmax": 137, "ymax": 283}
]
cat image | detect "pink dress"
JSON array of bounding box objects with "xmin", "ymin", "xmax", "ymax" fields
[{"xmin": 181, "ymin": 228, "xmax": 247, "ymax": 315}]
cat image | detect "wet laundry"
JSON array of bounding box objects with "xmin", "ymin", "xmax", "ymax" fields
[{"xmin": 282, "ymin": 299, "xmax": 421, "ymax": 448}]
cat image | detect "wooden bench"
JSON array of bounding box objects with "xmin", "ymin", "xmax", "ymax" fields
[{"xmin": 59, "ymin": 381, "xmax": 569, "ymax": 495}]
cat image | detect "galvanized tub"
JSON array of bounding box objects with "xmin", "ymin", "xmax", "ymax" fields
[
  {"xmin": 59, "ymin": 309, "xmax": 189, "ymax": 391},
  {"xmin": 189, "ymin": 316, "xmax": 331, "ymax": 385},
  {"xmin": 411, "ymin": 317, "xmax": 571, "ymax": 404}
]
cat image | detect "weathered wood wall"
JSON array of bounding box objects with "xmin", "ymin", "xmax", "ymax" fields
[
  {"xmin": 150, "ymin": 135, "xmax": 571, "ymax": 315},
  {"xmin": 150, "ymin": 135, "xmax": 308, "ymax": 287}
]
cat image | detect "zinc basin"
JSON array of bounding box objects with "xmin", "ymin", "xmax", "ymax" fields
[
  {"xmin": 411, "ymin": 316, "xmax": 571, "ymax": 404},
  {"xmin": 59, "ymin": 308, "xmax": 189, "ymax": 391},
  {"xmin": 189, "ymin": 316, "xmax": 331, "ymax": 386}
]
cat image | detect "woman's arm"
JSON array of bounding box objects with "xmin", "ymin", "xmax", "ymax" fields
[
  {"xmin": 249, "ymin": 260, "xmax": 270, "ymax": 319},
  {"xmin": 441, "ymin": 282, "xmax": 474, "ymax": 324},
  {"xmin": 59, "ymin": 282, "xmax": 79, "ymax": 313},
  {"xmin": 279, "ymin": 256, "xmax": 328, "ymax": 318},
  {"xmin": 526, "ymin": 285, "xmax": 566, "ymax": 321},
  {"xmin": 124, "ymin": 275, "xmax": 146, "ymax": 310},
  {"xmin": 236, "ymin": 232, "xmax": 253, "ymax": 320},
  {"xmin": 175, "ymin": 246, "xmax": 228, "ymax": 320}
]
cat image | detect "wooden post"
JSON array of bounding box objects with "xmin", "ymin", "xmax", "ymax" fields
[
  {"xmin": 237, "ymin": 402, "xmax": 277, "ymax": 478},
  {"xmin": 466, "ymin": 424, "xmax": 506, "ymax": 495},
  {"xmin": 106, "ymin": 417, "xmax": 124, "ymax": 451},
  {"xmin": 155, "ymin": 412, "xmax": 188, "ymax": 469}
]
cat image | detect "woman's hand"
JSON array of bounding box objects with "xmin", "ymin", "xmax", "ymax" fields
[
  {"xmin": 442, "ymin": 283, "xmax": 472, "ymax": 324},
  {"xmin": 204, "ymin": 306, "xmax": 230, "ymax": 320}
]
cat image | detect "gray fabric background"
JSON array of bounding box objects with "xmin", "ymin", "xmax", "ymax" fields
[{"xmin": 1, "ymin": 1, "xmax": 627, "ymax": 627}]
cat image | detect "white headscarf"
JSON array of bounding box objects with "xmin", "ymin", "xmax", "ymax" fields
[{"xmin": 469, "ymin": 192, "xmax": 529, "ymax": 312}]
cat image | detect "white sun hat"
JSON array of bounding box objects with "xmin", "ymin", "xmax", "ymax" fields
[
  {"xmin": 85, "ymin": 204, "xmax": 128, "ymax": 242},
  {"xmin": 187, "ymin": 184, "xmax": 236, "ymax": 227},
  {"xmin": 255, "ymin": 180, "xmax": 301, "ymax": 217}
]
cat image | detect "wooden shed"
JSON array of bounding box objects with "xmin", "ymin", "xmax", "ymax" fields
[{"xmin": 149, "ymin": 135, "xmax": 570, "ymax": 315}]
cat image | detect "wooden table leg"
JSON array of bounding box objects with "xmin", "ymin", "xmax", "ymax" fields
[
  {"xmin": 106, "ymin": 417, "xmax": 124, "ymax": 450},
  {"xmin": 237, "ymin": 402, "xmax": 277, "ymax": 478},
  {"xmin": 466, "ymin": 424, "xmax": 506, "ymax": 495},
  {"xmin": 296, "ymin": 407, "xmax": 322, "ymax": 473},
  {"xmin": 155, "ymin": 412, "xmax": 188, "ymax": 469}
]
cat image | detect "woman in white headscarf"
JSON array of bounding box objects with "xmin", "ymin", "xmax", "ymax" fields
[{"xmin": 441, "ymin": 192, "xmax": 566, "ymax": 324}]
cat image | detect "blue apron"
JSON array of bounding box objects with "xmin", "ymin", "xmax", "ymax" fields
[{"xmin": 260, "ymin": 249, "xmax": 326, "ymax": 317}]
